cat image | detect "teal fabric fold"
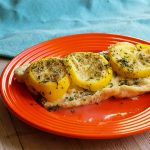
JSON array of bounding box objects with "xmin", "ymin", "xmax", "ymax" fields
[{"xmin": 0, "ymin": 0, "xmax": 150, "ymax": 58}]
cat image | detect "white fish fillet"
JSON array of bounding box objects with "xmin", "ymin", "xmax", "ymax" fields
[{"xmin": 14, "ymin": 63, "xmax": 150, "ymax": 109}]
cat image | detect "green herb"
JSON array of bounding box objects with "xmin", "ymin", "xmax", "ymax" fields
[
  {"xmin": 133, "ymin": 79, "xmax": 139, "ymax": 85},
  {"xmin": 108, "ymin": 83, "xmax": 113, "ymax": 88},
  {"xmin": 69, "ymin": 97, "xmax": 74, "ymax": 101},
  {"xmin": 117, "ymin": 58, "xmax": 130, "ymax": 68},
  {"xmin": 119, "ymin": 79, "xmax": 128, "ymax": 86}
]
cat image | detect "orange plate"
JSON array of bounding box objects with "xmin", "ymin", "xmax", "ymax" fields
[{"xmin": 0, "ymin": 33, "xmax": 150, "ymax": 139}]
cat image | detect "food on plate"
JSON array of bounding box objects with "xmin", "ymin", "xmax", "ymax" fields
[
  {"xmin": 14, "ymin": 63, "xmax": 30, "ymax": 82},
  {"xmin": 23, "ymin": 58, "xmax": 70, "ymax": 102},
  {"xmin": 64, "ymin": 52, "xmax": 112, "ymax": 91},
  {"xmin": 14, "ymin": 42, "xmax": 150, "ymax": 110},
  {"xmin": 109, "ymin": 42, "xmax": 150, "ymax": 78}
]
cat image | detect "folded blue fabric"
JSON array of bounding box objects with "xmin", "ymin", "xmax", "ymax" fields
[{"xmin": 0, "ymin": 0, "xmax": 150, "ymax": 58}]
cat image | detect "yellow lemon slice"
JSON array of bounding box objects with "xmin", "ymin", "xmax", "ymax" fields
[
  {"xmin": 109, "ymin": 42, "xmax": 150, "ymax": 78},
  {"xmin": 24, "ymin": 58, "xmax": 70, "ymax": 102},
  {"xmin": 64, "ymin": 52, "xmax": 112, "ymax": 91}
]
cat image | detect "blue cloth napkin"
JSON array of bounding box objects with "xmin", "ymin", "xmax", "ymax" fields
[{"xmin": 0, "ymin": 0, "xmax": 150, "ymax": 58}]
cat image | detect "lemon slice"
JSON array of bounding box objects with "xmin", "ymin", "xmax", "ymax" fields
[
  {"xmin": 109, "ymin": 42, "xmax": 150, "ymax": 78},
  {"xmin": 64, "ymin": 52, "xmax": 112, "ymax": 91},
  {"xmin": 24, "ymin": 58, "xmax": 70, "ymax": 102}
]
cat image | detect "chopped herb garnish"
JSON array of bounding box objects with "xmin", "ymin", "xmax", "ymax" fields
[
  {"xmin": 119, "ymin": 79, "xmax": 128, "ymax": 86},
  {"xmin": 69, "ymin": 97, "xmax": 74, "ymax": 101},
  {"xmin": 108, "ymin": 83, "xmax": 113, "ymax": 88}
]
